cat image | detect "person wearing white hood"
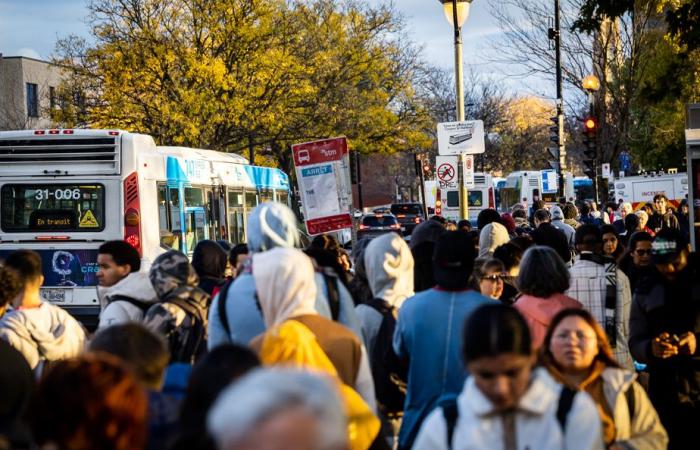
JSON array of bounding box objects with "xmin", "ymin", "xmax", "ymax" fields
[
  {"xmin": 357, "ymin": 233, "xmax": 414, "ymax": 358},
  {"xmin": 208, "ymin": 202, "xmax": 362, "ymax": 349},
  {"xmin": 478, "ymin": 221, "xmax": 510, "ymax": 260},
  {"xmin": 250, "ymin": 247, "xmax": 376, "ymax": 411},
  {"xmin": 0, "ymin": 250, "xmax": 85, "ymax": 372},
  {"xmin": 95, "ymin": 240, "xmax": 158, "ymax": 330}
]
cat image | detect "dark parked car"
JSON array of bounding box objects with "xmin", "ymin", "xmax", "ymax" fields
[
  {"xmin": 357, "ymin": 213, "xmax": 401, "ymax": 240},
  {"xmin": 390, "ymin": 203, "xmax": 425, "ymax": 235}
]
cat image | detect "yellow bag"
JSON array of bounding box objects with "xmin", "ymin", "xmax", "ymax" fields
[{"xmin": 259, "ymin": 320, "xmax": 381, "ymax": 450}]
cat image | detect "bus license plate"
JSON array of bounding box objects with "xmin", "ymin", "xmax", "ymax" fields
[{"xmin": 41, "ymin": 288, "xmax": 66, "ymax": 303}]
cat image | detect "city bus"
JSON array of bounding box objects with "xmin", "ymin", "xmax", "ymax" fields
[
  {"xmin": 499, "ymin": 170, "xmax": 575, "ymax": 211},
  {"xmin": 0, "ymin": 129, "xmax": 289, "ymax": 321}
]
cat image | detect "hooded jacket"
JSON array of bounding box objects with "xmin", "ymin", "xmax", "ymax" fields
[
  {"xmin": 413, "ymin": 368, "xmax": 604, "ymax": 450},
  {"xmin": 0, "ymin": 302, "xmax": 86, "ymax": 370},
  {"xmin": 513, "ymin": 293, "xmax": 582, "ymax": 348},
  {"xmin": 251, "ymin": 247, "xmax": 376, "ymax": 411},
  {"xmin": 551, "ymin": 205, "xmax": 576, "ymax": 249},
  {"xmin": 143, "ymin": 250, "xmax": 210, "ymax": 363},
  {"xmin": 96, "ymin": 271, "xmax": 158, "ymax": 330},
  {"xmin": 478, "ymin": 222, "xmax": 510, "ymax": 260},
  {"xmin": 207, "ymin": 202, "xmax": 361, "ymax": 348},
  {"xmin": 356, "ymin": 233, "xmax": 414, "ymax": 356}
]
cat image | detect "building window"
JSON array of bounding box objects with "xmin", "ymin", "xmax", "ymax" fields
[
  {"xmin": 49, "ymin": 86, "xmax": 56, "ymax": 110},
  {"xmin": 26, "ymin": 83, "xmax": 38, "ymax": 117}
]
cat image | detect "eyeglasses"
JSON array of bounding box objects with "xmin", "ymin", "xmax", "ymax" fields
[
  {"xmin": 481, "ymin": 274, "xmax": 506, "ymax": 282},
  {"xmin": 553, "ymin": 330, "xmax": 596, "ymax": 343},
  {"xmin": 635, "ymin": 249, "xmax": 652, "ymax": 256}
]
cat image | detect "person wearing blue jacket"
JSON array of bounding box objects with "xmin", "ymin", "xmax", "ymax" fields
[
  {"xmin": 207, "ymin": 202, "xmax": 361, "ymax": 348},
  {"xmin": 393, "ymin": 231, "xmax": 494, "ymax": 449}
]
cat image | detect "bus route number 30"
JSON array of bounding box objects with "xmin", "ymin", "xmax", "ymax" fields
[{"xmin": 35, "ymin": 188, "xmax": 82, "ymax": 201}]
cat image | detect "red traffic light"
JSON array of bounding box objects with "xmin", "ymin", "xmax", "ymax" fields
[{"xmin": 584, "ymin": 117, "xmax": 597, "ymax": 131}]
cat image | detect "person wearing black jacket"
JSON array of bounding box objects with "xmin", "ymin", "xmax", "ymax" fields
[
  {"xmin": 629, "ymin": 229, "xmax": 700, "ymax": 449},
  {"xmin": 191, "ymin": 240, "xmax": 228, "ymax": 298}
]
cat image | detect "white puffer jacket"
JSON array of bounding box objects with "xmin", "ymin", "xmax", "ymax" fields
[{"xmin": 96, "ymin": 272, "xmax": 158, "ymax": 330}]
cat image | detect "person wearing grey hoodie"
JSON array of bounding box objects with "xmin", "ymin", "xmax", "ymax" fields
[
  {"xmin": 0, "ymin": 250, "xmax": 85, "ymax": 373},
  {"xmin": 551, "ymin": 205, "xmax": 576, "ymax": 251},
  {"xmin": 207, "ymin": 202, "xmax": 361, "ymax": 349},
  {"xmin": 477, "ymin": 221, "xmax": 510, "ymax": 260},
  {"xmin": 356, "ymin": 233, "xmax": 415, "ymax": 358}
]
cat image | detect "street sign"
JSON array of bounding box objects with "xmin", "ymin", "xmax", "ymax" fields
[
  {"xmin": 463, "ymin": 154, "xmax": 474, "ymax": 188},
  {"xmin": 541, "ymin": 169, "xmax": 558, "ymax": 193},
  {"xmin": 437, "ymin": 120, "xmax": 486, "ymax": 155},
  {"xmin": 292, "ymin": 137, "xmax": 352, "ymax": 235},
  {"xmin": 436, "ymin": 156, "xmax": 458, "ymax": 189},
  {"xmin": 601, "ymin": 163, "xmax": 611, "ymax": 179}
]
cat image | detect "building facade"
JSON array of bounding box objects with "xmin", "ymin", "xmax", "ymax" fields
[{"xmin": 0, "ymin": 55, "xmax": 63, "ymax": 130}]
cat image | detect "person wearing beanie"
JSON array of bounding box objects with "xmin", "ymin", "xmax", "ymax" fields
[
  {"xmin": 478, "ymin": 222, "xmax": 510, "ymax": 260},
  {"xmin": 393, "ymin": 231, "xmax": 493, "ymax": 449},
  {"xmin": 500, "ymin": 213, "xmax": 517, "ymax": 236}
]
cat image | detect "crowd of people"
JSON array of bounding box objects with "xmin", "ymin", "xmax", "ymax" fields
[{"xmin": 0, "ymin": 195, "xmax": 697, "ymax": 450}]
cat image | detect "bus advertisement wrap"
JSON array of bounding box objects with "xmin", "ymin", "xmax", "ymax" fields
[{"xmin": 0, "ymin": 249, "xmax": 99, "ymax": 288}]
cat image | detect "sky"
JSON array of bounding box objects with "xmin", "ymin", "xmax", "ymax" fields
[{"xmin": 0, "ymin": 0, "xmax": 552, "ymax": 98}]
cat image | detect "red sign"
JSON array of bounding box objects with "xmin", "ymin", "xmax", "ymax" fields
[
  {"xmin": 292, "ymin": 137, "xmax": 348, "ymax": 166},
  {"xmin": 437, "ymin": 163, "xmax": 455, "ymax": 182},
  {"xmin": 292, "ymin": 137, "xmax": 352, "ymax": 236},
  {"xmin": 305, "ymin": 214, "xmax": 354, "ymax": 235}
]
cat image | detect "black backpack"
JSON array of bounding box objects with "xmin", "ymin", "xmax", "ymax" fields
[
  {"xmin": 364, "ymin": 298, "xmax": 408, "ymax": 415},
  {"xmin": 148, "ymin": 296, "xmax": 208, "ymax": 364}
]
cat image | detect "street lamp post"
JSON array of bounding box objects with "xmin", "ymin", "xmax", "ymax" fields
[{"xmin": 439, "ymin": 0, "xmax": 472, "ymax": 220}]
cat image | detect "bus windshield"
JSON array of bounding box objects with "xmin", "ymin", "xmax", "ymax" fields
[{"xmin": 1, "ymin": 184, "xmax": 105, "ymax": 232}]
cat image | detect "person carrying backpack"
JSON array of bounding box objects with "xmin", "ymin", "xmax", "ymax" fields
[
  {"xmin": 393, "ymin": 231, "xmax": 493, "ymax": 450},
  {"xmin": 413, "ymin": 304, "xmax": 604, "ymax": 450},
  {"xmin": 143, "ymin": 250, "xmax": 209, "ymax": 364},
  {"xmin": 96, "ymin": 240, "xmax": 157, "ymax": 331},
  {"xmin": 356, "ymin": 233, "xmax": 414, "ymax": 418}
]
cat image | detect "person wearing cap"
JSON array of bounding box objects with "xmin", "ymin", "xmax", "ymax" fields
[
  {"xmin": 392, "ymin": 231, "xmax": 493, "ymax": 450},
  {"xmin": 629, "ymin": 228, "xmax": 700, "ymax": 449}
]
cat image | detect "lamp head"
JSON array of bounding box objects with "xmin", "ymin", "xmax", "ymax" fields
[
  {"xmin": 582, "ymin": 74, "xmax": 601, "ymax": 92},
  {"xmin": 439, "ymin": 0, "xmax": 473, "ymax": 28}
]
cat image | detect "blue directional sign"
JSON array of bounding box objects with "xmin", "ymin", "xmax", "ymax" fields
[{"xmin": 541, "ymin": 169, "xmax": 558, "ymax": 194}]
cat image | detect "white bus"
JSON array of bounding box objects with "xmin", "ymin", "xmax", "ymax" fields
[
  {"xmin": 423, "ymin": 172, "xmax": 495, "ymax": 222},
  {"xmin": 0, "ymin": 129, "xmax": 290, "ymax": 323}
]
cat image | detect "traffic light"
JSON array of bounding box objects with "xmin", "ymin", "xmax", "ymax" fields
[
  {"xmin": 423, "ymin": 160, "xmax": 431, "ymax": 176},
  {"xmin": 414, "ymin": 154, "xmax": 422, "ymax": 176},
  {"xmin": 549, "ymin": 116, "xmax": 559, "ymax": 145},
  {"xmin": 582, "ymin": 116, "xmax": 597, "ymax": 180}
]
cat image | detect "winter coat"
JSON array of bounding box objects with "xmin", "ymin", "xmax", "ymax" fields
[
  {"xmin": 513, "ymin": 293, "xmax": 582, "ymax": 349},
  {"xmin": 412, "ymin": 368, "xmax": 604, "ymax": 450},
  {"xmin": 596, "ymin": 368, "xmax": 668, "ymax": 450},
  {"xmin": 207, "ymin": 202, "xmax": 361, "ymax": 348},
  {"xmin": 0, "ymin": 302, "xmax": 86, "ymax": 370},
  {"xmin": 96, "ymin": 271, "xmax": 158, "ymax": 330},
  {"xmin": 393, "ymin": 287, "xmax": 493, "ymax": 449},
  {"xmin": 530, "ymin": 222, "xmax": 572, "ymax": 264},
  {"xmin": 356, "ymin": 233, "xmax": 414, "ymax": 354},
  {"xmin": 143, "ymin": 250, "xmax": 210, "ymax": 363},
  {"xmin": 0, "ymin": 340, "xmax": 34, "ymax": 450},
  {"xmin": 251, "ymin": 247, "xmax": 376, "ymax": 411},
  {"xmin": 551, "ymin": 206, "xmax": 576, "ymax": 250},
  {"xmin": 191, "ymin": 239, "xmax": 228, "ymax": 297}
]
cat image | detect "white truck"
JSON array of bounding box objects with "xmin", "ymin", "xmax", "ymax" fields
[
  {"xmin": 424, "ymin": 172, "xmax": 494, "ymax": 222},
  {"xmin": 612, "ymin": 172, "xmax": 688, "ymax": 210}
]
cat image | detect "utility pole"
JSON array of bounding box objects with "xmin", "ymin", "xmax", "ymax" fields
[{"xmin": 549, "ymin": 0, "xmax": 566, "ymax": 199}]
